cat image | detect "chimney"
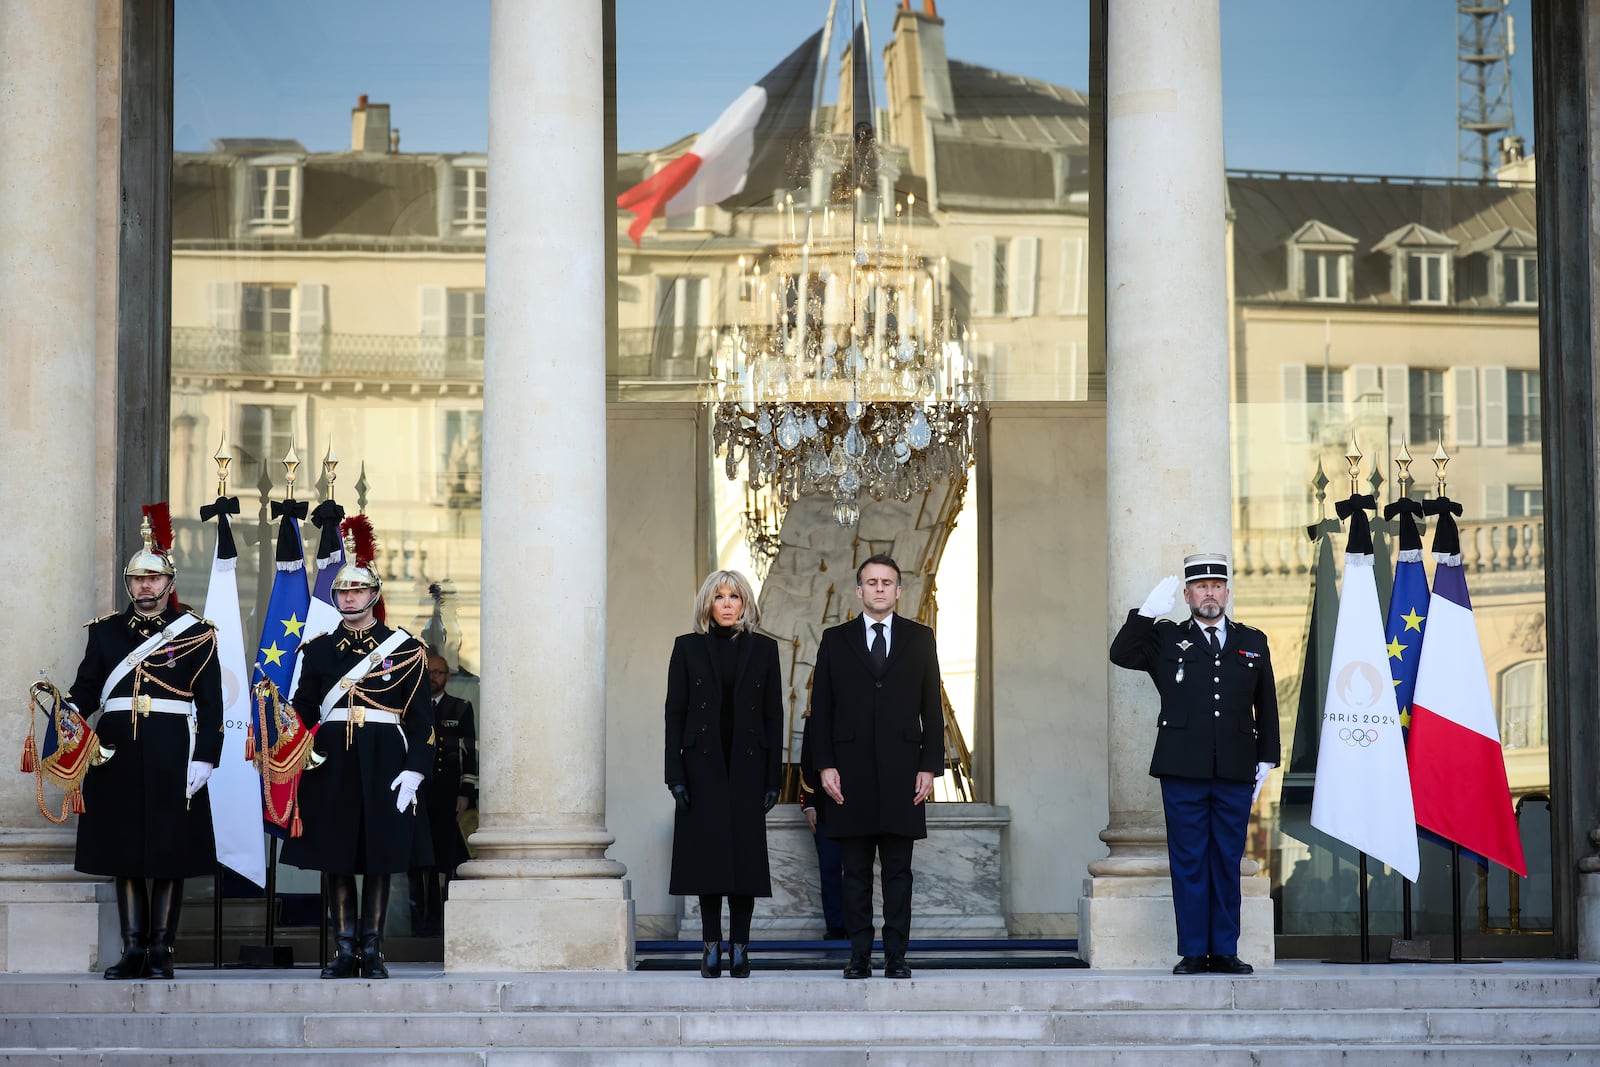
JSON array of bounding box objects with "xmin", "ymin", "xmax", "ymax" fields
[{"xmin": 351, "ymin": 94, "xmax": 392, "ymax": 153}]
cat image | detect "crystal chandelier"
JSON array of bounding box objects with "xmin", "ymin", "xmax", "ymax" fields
[{"xmin": 711, "ymin": 193, "xmax": 983, "ymax": 528}]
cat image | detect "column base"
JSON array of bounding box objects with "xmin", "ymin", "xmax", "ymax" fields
[
  {"xmin": 1577, "ymin": 872, "xmax": 1600, "ymax": 960},
  {"xmin": 1077, "ymin": 874, "xmax": 1274, "ymax": 969},
  {"xmin": 444, "ymin": 877, "xmax": 634, "ymax": 971},
  {"xmin": 0, "ymin": 878, "xmax": 109, "ymax": 973}
]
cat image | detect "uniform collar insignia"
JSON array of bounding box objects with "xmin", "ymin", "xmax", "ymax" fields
[{"xmin": 1177, "ymin": 639, "xmax": 1193, "ymax": 651}]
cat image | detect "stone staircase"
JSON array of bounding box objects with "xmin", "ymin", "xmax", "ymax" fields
[{"xmin": 3, "ymin": 961, "xmax": 1599, "ymax": 1064}]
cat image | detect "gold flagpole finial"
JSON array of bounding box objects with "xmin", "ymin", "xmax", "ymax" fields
[
  {"xmin": 1432, "ymin": 442, "xmax": 1451, "ymax": 497},
  {"xmin": 323, "ymin": 440, "xmax": 339, "ymax": 501},
  {"xmin": 1344, "ymin": 435, "xmax": 1363, "ymax": 496},
  {"xmin": 283, "ymin": 444, "xmax": 300, "ymax": 501},
  {"xmin": 1395, "ymin": 439, "xmax": 1413, "ymax": 496},
  {"xmin": 214, "ymin": 435, "xmax": 231, "ymax": 497}
]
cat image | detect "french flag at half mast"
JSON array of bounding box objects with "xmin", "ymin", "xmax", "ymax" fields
[
  {"xmin": 618, "ymin": 29, "xmax": 823, "ymax": 245},
  {"xmin": 1407, "ymin": 498, "xmax": 1527, "ymax": 876}
]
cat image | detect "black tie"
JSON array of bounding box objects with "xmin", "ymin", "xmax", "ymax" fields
[
  {"xmin": 870, "ymin": 622, "xmax": 887, "ymax": 671},
  {"xmin": 1205, "ymin": 626, "xmax": 1221, "ymax": 655}
]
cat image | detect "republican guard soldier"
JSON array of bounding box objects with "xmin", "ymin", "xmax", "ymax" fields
[
  {"xmin": 70, "ymin": 510, "xmax": 223, "ymax": 979},
  {"xmin": 1110, "ymin": 552, "xmax": 1279, "ymax": 976},
  {"xmin": 281, "ymin": 527, "xmax": 433, "ymax": 979}
]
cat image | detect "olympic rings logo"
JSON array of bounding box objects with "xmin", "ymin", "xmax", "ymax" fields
[{"xmin": 1339, "ymin": 728, "xmax": 1379, "ymax": 747}]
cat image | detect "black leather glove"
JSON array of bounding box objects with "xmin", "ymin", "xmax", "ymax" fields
[
  {"xmin": 762, "ymin": 789, "xmax": 778, "ymax": 814},
  {"xmin": 671, "ymin": 784, "xmax": 690, "ymax": 813}
]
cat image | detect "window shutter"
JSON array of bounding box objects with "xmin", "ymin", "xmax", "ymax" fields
[
  {"xmin": 296, "ymin": 283, "xmax": 327, "ymax": 367},
  {"xmin": 1058, "ymin": 236, "xmax": 1085, "ymax": 314},
  {"xmin": 1481, "ymin": 366, "xmax": 1508, "ymax": 446},
  {"xmin": 1483, "ymin": 483, "xmax": 1508, "ymax": 520},
  {"xmin": 971, "ymin": 237, "xmax": 995, "ymax": 317},
  {"xmin": 1383, "ymin": 364, "xmax": 1409, "ymax": 442},
  {"xmin": 208, "ymin": 281, "xmax": 240, "ymax": 358},
  {"xmin": 1350, "ymin": 364, "xmax": 1381, "ymax": 413},
  {"xmin": 1451, "ymin": 366, "xmax": 1479, "ymax": 446},
  {"xmin": 1010, "ymin": 235, "xmax": 1039, "ymax": 317},
  {"xmin": 419, "ymin": 286, "xmax": 447, "ymax": 361},
  {"xmin": 1282, "ymin": 363, "xmax": 1307, "ymax": 443}
]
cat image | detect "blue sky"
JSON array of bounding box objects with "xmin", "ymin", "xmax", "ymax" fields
[{"xmin": 176, "ymin": 0, "xmax": 1535, "ymax": 178}]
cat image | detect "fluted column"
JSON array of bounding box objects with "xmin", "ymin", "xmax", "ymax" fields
[
  {"xmin": 445, "ymin": 0, "xmax": 632, "ymax": 971},
  {"xmin": 0, "ymin": 0, "xmax": 106, "ymax": 972},
  {"xmin": 1080, "ymin": 0, "xmax": 1271, "ymax": 968}
]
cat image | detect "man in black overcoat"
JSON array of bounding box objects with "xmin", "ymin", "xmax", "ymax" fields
[
  {"xmin": 808, "ymin": 554, "xmax": 945, "ymax": 979},
  {"xmin": 407, "ymin": 652, "xmax": 477, "ymax": 936},
  {"xmin": 70, "ymin": 513, "xmax": 223, "ymax": 980},
  {"xmin": 1109, "ymin": 552, "xmax": 1279, "ymax": 976},
  {"xmin": 281, "ymin": 531, "xmax": 433, "ymax": 979}
]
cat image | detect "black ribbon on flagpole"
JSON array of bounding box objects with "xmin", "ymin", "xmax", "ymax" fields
[
  {"xmin": 200, "ymin": 496, "xmax": 242, "ymax": 559},
  {"xmin": 1382, "ymin": 496, "xmax": 1425, "ymax": 553},
  {"xmin": 270, "ymin": 499, "xmax": 309, "ymax": 521},
  {"xmin": 310, "ymin": 499, "xmax": 347, "ymax": 562},
  {"xmin": 1424, "ymin": 495, "xmax": 1464, "ymax": 557},
  {"xmin": 1333, "ymin": 493, "xmax": 1377, "ymax": 553}
]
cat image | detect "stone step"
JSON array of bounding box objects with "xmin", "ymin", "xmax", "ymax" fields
[{"xmin": 6, "ymin": 1006, "xmax": 1598, "ymax": 1051}]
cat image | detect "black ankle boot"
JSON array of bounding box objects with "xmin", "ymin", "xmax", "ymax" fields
[
  {"xmin": 699, "ymin": 940, "xmax": 723, "ymax": 978},
  {"xmin": 359, "ymin": 874, "xmax": 391, "ymax": 979},
  {"xmin": 103, "ymin": 877, "xmax": 150, "ymax": 980},
  {"xmin": 145, "ymin": 878, "xmax": 184, "ymax": 979},
  {"xmin": 728, "ymin": 942, "xmax": 751, "ymax": 978},
  {"xmin": 320, "ymin": 875, "xmax": 361, "ymax": 979}
]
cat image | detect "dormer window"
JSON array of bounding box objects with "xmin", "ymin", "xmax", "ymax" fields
[
  {"xmin": 451, "ymin": 158, "xmax": 487, "ymax": 234},
  {"xmin": 1374, "ymin": 223, "xmax": 1457, "ymax": 306},
  {"xmin": 246, "ymin": 156, "xmax": 302, "ymax": 234},
  {"xmin": 1286, "ymin": 220, "xmax": 1356, "ymax": 303},
  {"xmin": 1504, "ymin": 252, "xmax": 1538, "ymax": 306}
]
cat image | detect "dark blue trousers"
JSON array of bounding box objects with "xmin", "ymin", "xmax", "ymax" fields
[
  {"xmin": 1160, "ymin": 775, "xmax": 1252, "ymax": 957},
  {"xmin": 812, "ymin": 824, "xmax": 845, "ymax": 934}
]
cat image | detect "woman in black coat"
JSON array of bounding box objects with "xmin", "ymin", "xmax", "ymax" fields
[{"xmin": 663, "ymin": 569, "xmax": 783, "ymax": 979}]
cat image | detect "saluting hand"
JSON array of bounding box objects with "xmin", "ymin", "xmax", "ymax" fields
[{"xmin": 1138, "ymin": 575, "xmax": 1182, "ymax": 618}]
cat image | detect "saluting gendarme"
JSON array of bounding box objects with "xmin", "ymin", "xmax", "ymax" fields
[{"xmin": 1110, "ymin": 552, "xmax": 1280, "ymax": 976}]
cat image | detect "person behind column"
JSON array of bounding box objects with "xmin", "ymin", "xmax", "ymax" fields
[
  {"xmin": 281, "ymin": 529, "xmax": 433, "ymax": 979},
  {"xmin": 69, "ymin": 512, "xmax": 223, "ymax": 980},
  {"xmin": 1109, "ymin": 552, "xmax": 1279, "ymax": 975},
  {"xmin": 407, "ymin": 652, "xmax": 476, "ymax": 937},
  {"xmin": 810, "ymin": 554, "xmax": 945, "ymax": 980},
  {"xmin": 663, "ymin": 569, "xmax": 782, "ymax": 979},
  {"xmin": 798, "ymin": 712, "xmax": 847, "ymax": 941}
]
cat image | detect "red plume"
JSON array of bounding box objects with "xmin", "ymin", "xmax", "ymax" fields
[
  {"xmin": 340, "ymin": 514, "xmax": 378, "ymax": 566},
  {"xmin": 142, "ymin": 502, "xmax": 174, "ymax": 551}
]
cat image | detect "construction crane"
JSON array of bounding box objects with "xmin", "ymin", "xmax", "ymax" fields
[{"xmin": 1457, "ymin": 1, "xmax": 1517, "ymax": 180}]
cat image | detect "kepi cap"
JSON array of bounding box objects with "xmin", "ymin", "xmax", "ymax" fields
[{"xmin": 1183, "ymin": 552, "xmax": 1229, "ymax": 583}]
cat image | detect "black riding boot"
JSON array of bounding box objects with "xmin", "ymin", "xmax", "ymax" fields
[
  {"xmin": 320, "ymin": 875, "xmax": 361, "ymax": 979},
  {"xmin": 103, "ymin": 877, "xmax": 150, "ymax": 980},
  {"xmin": 145, "ymin": 878, "xmax": 184, "ymax": 979},
  {"xmin": 406, "ymin": 869, "xmax": 429, "ymax": 935},
  {"xmin": 359, "ymin": 874, "xmax": 392, "ymax": 979}
]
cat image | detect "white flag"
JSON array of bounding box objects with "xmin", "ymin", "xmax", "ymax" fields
[
  {"xmin": 203, "ymin": 519, "xmax": 267, "ymax": 887},
  {"xmin": 1310, "ymin": 553, "xmax": 1419, "ymax": 881}
]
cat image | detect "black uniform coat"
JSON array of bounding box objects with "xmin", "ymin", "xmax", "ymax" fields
[
  {"xmin": 662, "ymin": 629, "xmax": 783, "ymax": 897},
  {"xmin": 280, "ymin": 623, "xmax": 434, "ymax": 875},
  {"xmin": 807, "ymin": 614, "xmax": 945, "ymax": 840},
  {"xmin": 71, "ymin": 604, "xmax": 224, "ymax": 878},
  {"xmin": 1109, "ymin": 611, "xmax": 1281, "ymax": 782},
  {"xmin": 419, "ymin": 691, "xmax": 475, "ymax": 874}
]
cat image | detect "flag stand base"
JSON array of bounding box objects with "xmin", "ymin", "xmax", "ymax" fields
[
  {"xmin": 1388, "ymin": 937, "xmax": 1431, "ymax": 962},
  {"xmin": 237, "ymin": 944, "xmax": 295, "ymax": 968}
]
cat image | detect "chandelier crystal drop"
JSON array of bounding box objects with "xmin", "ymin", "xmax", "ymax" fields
[{"xmin": 712, "ymin": 193, "xmax": 984, "ymax": 528}]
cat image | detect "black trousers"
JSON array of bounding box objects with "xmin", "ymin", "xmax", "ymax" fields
[{"xmin": 838, "ymin": 834, "xmax": 914, "ymax": 959}]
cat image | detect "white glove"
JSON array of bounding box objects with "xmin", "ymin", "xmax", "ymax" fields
[
  {"xmin": 1252, "ymin": 761, "xmax": 1273, "ymax": 803},
  {"xmin": 1138, "ymin": 575, "xmax": 1182, "ymax": 618},
  {"xmin": 185, "ymin": 760, "xmax": 214, "ymax": 799},
  {"xmin": 391, "ymin": 770, "xmax": 424, "ymax": 813}
]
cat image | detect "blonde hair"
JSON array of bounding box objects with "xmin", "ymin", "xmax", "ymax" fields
[{"xmin": 692, "ymin": 569, "xmax": 759, "ymax": 633}]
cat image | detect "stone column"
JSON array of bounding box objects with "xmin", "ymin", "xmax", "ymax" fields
[
  {"xmin": 445, "ymin": 0, "xmax": 633, "ymax": 971},
  {"xmin": 0, "ymin": 0, "xmax": 107, "ymax": 972},
  {"xmin": 1079, "ymin": 0, "xmax": 1272, "ymax": 968}
]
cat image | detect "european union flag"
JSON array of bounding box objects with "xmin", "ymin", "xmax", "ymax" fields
[
  {"xmin": 253, "ymin": 503, "xmax": 311, "ymax": 697},
  {"xmin": 1381, "ymin": 498, "xmax": 1430, "ymax": 735}
]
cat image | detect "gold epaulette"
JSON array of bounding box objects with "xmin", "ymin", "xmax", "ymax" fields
[
  {"xmin": 83, "ymin": 612, "xmax": 118, "ymax": 627},
  {"xmin": 183, "ymin": 608, "xmax": 217, "ymax": 628}
]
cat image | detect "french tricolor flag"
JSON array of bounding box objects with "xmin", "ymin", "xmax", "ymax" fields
[
  {"xmin": 1407, "ymin": 499, "xmax": 1528, "ymax": 876},
  {"xmin": 618, "ymin": 29, "xmax": 822, "ymax": 245}
]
